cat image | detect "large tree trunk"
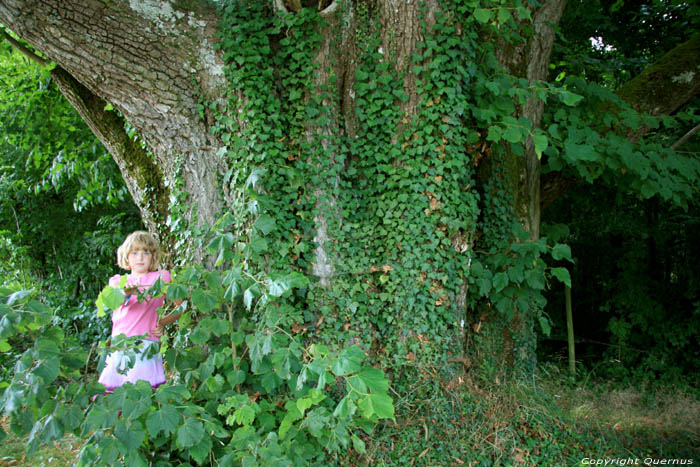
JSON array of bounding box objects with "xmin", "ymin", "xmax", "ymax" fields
[
  {"xmin": 3, "ymin": 0, "xmax": 696, "ymax": 382},
  {"xmin": 0, "ymin": 0, "xmax": 573, "ymax": 380},
  {"xmin": 0, "ymin": 0, "xmax": 228, "ymax": 259}
]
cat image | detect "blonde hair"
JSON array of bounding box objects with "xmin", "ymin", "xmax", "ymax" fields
[{"xmin": 116, "ymin": 231, "xmax": 161, "ymax": 271}]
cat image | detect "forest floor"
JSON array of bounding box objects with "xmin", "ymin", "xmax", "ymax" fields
[
  {"xmin": 0, "ymin": 417, "xmax": 81, "ymax": 466},
  {"xmin": 0, "ymin": 369, "xmax": 697, "ymax": 466}
]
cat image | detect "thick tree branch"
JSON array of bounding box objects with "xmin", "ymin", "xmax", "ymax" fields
[
  {"xmin": 541, "ymin": 33, "xmax": 700, "ymax": 209},
  {"xmin": 49, "ymin": 66, "xmax": 170, "ymax": 243},
  {"xmin": 1, "ymin": 0, "xmax": 228, "ymax": 255},
  {"xmin": 618, "ymin": 33, "xmax": 700, "ymax": 119}
]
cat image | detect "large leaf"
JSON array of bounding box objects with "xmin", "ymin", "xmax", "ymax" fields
[
  {"xmin": 114, "ymin": 419, "xmax": 145, "ymax": 451},
  {"xmin": 331, "ymin": 345, "xmax": 365, "ymax": 376},
  {"xmin": 146, "ymin": 404, "xmax": 181, "ymax": 437},
  {"xmin": 176, "ymin": 417, "xmax": 205, "ymax": 449},
  {"xmin": 357, "ymin": 367, "xmax": 389, "ymax": 394},
  {"xmin": 357, "ymin": 393, "xmax": 395, "ymax": 420},
  {"xmin": 191, "ymin": 288, "xmax": 218, "ymax": 313}
]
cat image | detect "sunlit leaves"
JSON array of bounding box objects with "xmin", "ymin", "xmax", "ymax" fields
[{"xmin": 96, "ymin": 286, "xmax": 125, "ymax": 317}]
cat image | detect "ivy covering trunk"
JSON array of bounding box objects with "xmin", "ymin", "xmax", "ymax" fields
[{"xmin": 1, "ymin": 0, "xmax": 699, "ymax": 464}]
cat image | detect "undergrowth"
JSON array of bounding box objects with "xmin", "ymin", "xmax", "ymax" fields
[
  {"xmin": 350, "ymin": 364, "xmax": 699, "ymax": 465},
  {"xmin": 2, "ymin": 362, "xmax": 697, "ymax": 466}
]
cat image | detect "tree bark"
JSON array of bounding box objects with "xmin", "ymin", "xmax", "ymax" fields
[{"xmin": 0, "ymin": 0, "xmax": 229, "ymax": 248}]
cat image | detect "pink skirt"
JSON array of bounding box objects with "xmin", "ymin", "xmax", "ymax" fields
[{"xmin": 98, "ymin": 339, "xmax": 166, "ymax": 391}]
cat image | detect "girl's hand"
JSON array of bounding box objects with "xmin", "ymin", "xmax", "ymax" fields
[
  {"xmin": 151, "ymin": 325, "xmax": 164, "ymax": 338},
  {"xmin": 124, "ymin": 285, "xmax": 141, "ymax": 296}
]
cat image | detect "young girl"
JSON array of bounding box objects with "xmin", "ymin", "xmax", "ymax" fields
[{"xmin": 98, "ymin": 231, "xmax": 175, "ymax": 391}]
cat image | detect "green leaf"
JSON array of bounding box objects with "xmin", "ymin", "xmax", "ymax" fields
[
  {"xmin": 474, "ymin": 8, "xmax": 494, "ymax": 23},
  {"xmin": 357, "ymin": 367, "xmax": 389, "ymax": 394},
  {"xmin": 560, "ymin": 90, "xmax": 583, "ymax": 106},
  {"xmin": 253, "ymin": 215, "xmax": 276, "ymax": 235},
  {"xmin": 114, "ymin": 420, "xmax": 145, "ymax": 451},
  {"xmin": 96, "ymin": 286, "xmax": 125, "ymax": 316},
  {"xmin": 166, "ymin": 283, "xmax": 188, "ymax": 300},
  {"xmin": 207, "ymin": 233, "xmax": 234, "ymax": 253},
  {"xmin": 550, "ymin": 267, "xmax": 571, "ymax": 287},
  {"xmin": 358, "ymin": 393, "xmax": 394, "ymax": 420},
  {"xmin": 532, "ymin": 133, "xmax": 548, "ymax": 159},
  {"xmin": 551, "ymin": 243, "xmax": 573, "ymax": 262},
  {"xmin": 564, "ymin": 142, "xmax": 598, "ymax": 162},
  {"xmin": 333, "ymin": 395, "xmax": 357, "ymax": 419},
  {"xmin": 492, "ymin": 272, "xmax": 508, "ymax": 293},
  {"xmin": 5, "ymin": 289, "xmax": 31, "ymax": 306},
  {"xmin": 146, "ymin": 404, "xmax": 181, "ymax": 437},
  {"xmin": 234, "ymin": 404, "xmax": 257, "ymax": 426},
  {"xmin": 502, "ymin": 126, "xmax": 522, "ymax": 143},
  {"xmin": 191, "ymin": 288, "xmax": 218, "ymax": 313},
  {"xmin": 497, "ymin": 7, "xmax": 512, "ymax": 24},
  {"xmin": 243, "ymin": 286, "xmax": 258, "ymax": 310},
  {"xmin": 176, "ymin": 417, "xmax": 205, "ymax": 449},
  {"xmin": 352, "ymin": 434, "xmax": 366, "ymax": 454},
  {"xmin": 155, "ymin": 384, "xmax": 191, "ymax": 404},
  {"xmin": 331, "ymin": 345, "xmax": 365, "ymax": 376},
  {"xmin": 486, "ymin": 125, "xmax": 503, "ymax": 142},
  {"xmin": 33, "ymin": 357, "xmax": 60, "ymax": 384},
  {"xmin": 538, "ymin": 315, "xmax": 552, "ymax": 336}
]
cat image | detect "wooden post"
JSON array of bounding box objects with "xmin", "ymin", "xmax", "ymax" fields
[{"xmin": 565, "ymin": 283, "xmax": 575, "ymax": 376}]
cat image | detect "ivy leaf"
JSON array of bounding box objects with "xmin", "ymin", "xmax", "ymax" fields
[
  {"xmin": 176, "ymin": 417, "xmax": 205, "ymax": 449},
  {"xmin": 473, "ymin": 8, "xmax": 494, "ymax": 23}
]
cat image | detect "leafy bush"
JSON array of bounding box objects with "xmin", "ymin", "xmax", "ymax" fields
[{"xmin": 0, "ymin": 232, "xmax": 394, "ymax": 464}]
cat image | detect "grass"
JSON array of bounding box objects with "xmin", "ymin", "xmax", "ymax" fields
[
  {"xmin": 361, "ymin": 364, "xmax": 699, "ymax": 466},
  {"xmin": 0, "ymin": 418, "xmax": 80, "ymax": 466},
  {"xmin": 0, "ymin": 367, "xmax": 697, "ymax": 466}
]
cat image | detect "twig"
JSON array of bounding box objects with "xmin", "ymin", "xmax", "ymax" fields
[
  {"xmin": 671, "ymin": 121, "xmax": 700, "ymax": 150},
  {"xmin": 1, "ymin": 29, "xmax": 47, "ymax": 65}
]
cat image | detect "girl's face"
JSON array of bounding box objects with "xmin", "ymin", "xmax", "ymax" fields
[{"xmin": 127, "ymin": 248, "xmax": 152, "ymax": 276}]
